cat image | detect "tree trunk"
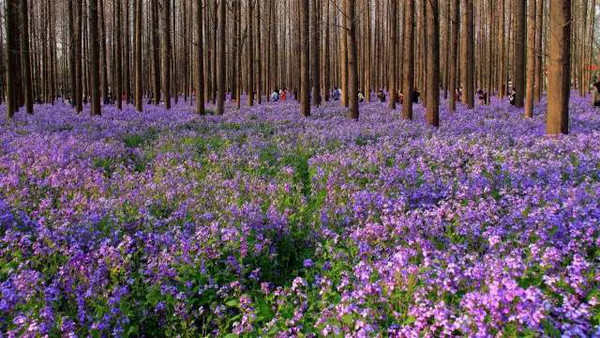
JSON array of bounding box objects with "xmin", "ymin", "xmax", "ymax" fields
[
  {"xmin": 498, "ymin": 0, "xmax": 506, "ymax": 98},
  {"xmin": 300, "ymin": 0, "xmax": 310, "ymax": 117},
  {"xmin": 6, "ymin": 0, "xmax": 19, "ymax": 117},
  {"xmin": 196, "ymin": 0, "xmax": 205, "ymax": 114},
  {"xmin": 426, "ymin": 0, "xmax": 440, "ymax": 127},
  {"xmin": 389, "ymin": 0, "xmax": 397, "ymax": 109},
  {"xmin": 162, "ymin": 0, "xmax": 172, "ymax": 109},
  {"xmin": 513, "ymin": 0, "xmax": 526, "ymax": 107},
  {"xmin": 461, "ymin": 0, "xmax": 474, "ymax": 108},
  {"xmin": 116, "ymin": 0, "xmax": 123, "ymax": 109},
  {"xmin": 151, "ymin": 0, "xmax": 161, "ymax": 104},
  {"xmin": 340, "ymin": 0, "xmax": 348, "ymax": 106},
  {"xmin": 449, "ymin": 0, "xmax": 459, "ymax": 111},
  {"xmin": 100, "ymin": 0, "xmax": 109, "ymax": 103},
  {"xmin": 248, "ymin": 0, "xmax": 254, "ymax": 106},
  {"xmin": 89, "ymin": 0, "xmax": 101, "ymax": 115},
  {"xmin": 546, "ymin": 0, "xmax": 571, "ymax": 135},
  {"xmin": 19, "ymin": 0, "xmax": 33, "ymax": 114},
  {"xmin": 402, "ymin": 0, "xmax": 415, "ymax": 120},
  {"xmin": 216, "ymin": 0, "xmax": 226, "ymax": 115},
  {"xmin": 134, "ymin": 0, "xmax": 143, "ymax": 111},
  {"xmin": 311, "ymin": 0, "xmax": 321, "ymax": 106},
  {"xmin": 347, "ymin": 0, "xmax": 359, "ymax": 119},
  {"xmin": 524, "ymin": 0, "xmax": 536, "ymax": 118},
  {"xmin": 533, "ymin": 0, "xmax": 543, "ymax": 102}
]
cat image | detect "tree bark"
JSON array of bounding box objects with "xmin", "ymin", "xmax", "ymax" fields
[
  {"xmin": 19, "ymin": 0, "xmax": 33, "ymax": 114},
  {"xmin": 513, "ymin": 0, "xmax": 526, "ymax": 107},
  {"xmin": 89, "ymin": 0, "xmax": 102, "ymax": 115},
  {"xmin": 134, "ymin": 0, "xmax": 143, "ymax": 111},
  {"xmin": 524, "ymin": 0, "xmax": 536, "ymax": 118},
  {"xmin": 216, "ymin": 0, "xmax": 226, "ymax": 115},
  {"xmin": 248, "ymin": 0, "xmax": 255, "ymax": 106},
  {"xmin": 300, "ymin": 0, "xmax": 310, "ymax": 117},
  {"xmin": 116, "ymin": 0, "xmax": 123, "ymax": 109},
  {"xmin": 347, "ymin": 0, "xmax": 359, "ymax": 119},
  {"xmin": 162, "ymin": 0, "xmax": 172, "ymax": 109},
  {"xmin": 311, "ymin": 0, "xmax": 321, "ymax": 106},
  {"xmin": 546, "ymin": 0, "xmax": 571, "ymax": 135},
  {"xmin": 389, "ymin": 0, "xmax": 398, "ymax": 109},
  {"xmin": 449, "ymin": 0, "xmax": 459, "ymax": 111},
  {"xmin": 196, "ymin": 0, "xmax": 205, "ymax": 114},
  {"xmin": 402, "ymin": 0, "xmax": 415, "ymax": 120},
  {"xmin": 461, "ymin": 0, "xmax": 474, "ymax": 108},
  {"xmin": 6, "ymin": 0, "xmax": 19, "ymax": 117},
  {"xmin": 426, "ymin": 0, "xmax": 440, "ymax": 127}
]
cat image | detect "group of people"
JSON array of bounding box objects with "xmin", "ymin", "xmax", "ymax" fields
[{"xmin": 270, "ymin": 89, "xmax": 288, "ymax": 102}]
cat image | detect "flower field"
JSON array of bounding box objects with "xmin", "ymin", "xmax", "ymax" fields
[{"xmin": 1, "ymin": 96, "xmax": 599, "ymax": 337}]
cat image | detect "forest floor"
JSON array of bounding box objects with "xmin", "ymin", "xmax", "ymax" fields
[{"xmin": 1, "ymin": 95, "xmax": 599, "ymax": 336}]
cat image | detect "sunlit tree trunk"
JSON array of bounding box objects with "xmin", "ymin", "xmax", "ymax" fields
[
  {"xmin": 525, "ymin": 0, "xmax": 536, "ymax": 118},
  {"xmin": 402, "ymin": 0, "xmax": 415, "ymax": 120},
  {"xmin": 546, "ymin": 0, "xmax": 571, "ymax": 135},
  {"xmin": 347, "ymin": 0, "xmax": 359, "ymax": 119},
  {"xmin": 426, "ymin": 0, "xmax": 439, "ymax": 127}
]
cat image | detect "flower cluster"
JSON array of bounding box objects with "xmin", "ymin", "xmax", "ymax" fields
[{"xmin": 0, "ymin": 95, "xmax": 599, "ymax": 336}]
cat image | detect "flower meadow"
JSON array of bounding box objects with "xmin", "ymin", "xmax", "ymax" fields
[{"xmin": 0, "ymin": 95, "xmax": 599, "ymax": 337}]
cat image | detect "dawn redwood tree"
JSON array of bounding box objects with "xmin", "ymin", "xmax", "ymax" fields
[
  {"xmin": 402, "ymin": 0, "xmax": 415, "ymax": 120},
  {"xmin": 116, "ymin": 0, "xmax": 123, "ymax": 110},
  {"xmin": 340, "ymin": 0, "xmax": 348, "ymax": 107},
  {"xmin": 248, "ymin": 0, "xmax": 254, "ymax": 107},
  {"xmin": 498, "ymin": 0, "xmax": 506, "ymax": 99},
  {"xmin": 19, "ymin": 0, "xmax": 33, "ymax": 114},
  {"xmin": 216, "ymin": 0, "xmax": 226, "ymax": 115},
  {"xmin": 89, "ymin": 0, "xmax": 102, "ymax": 116},
  {"xmin": 461, "ymin": 0, "xmax": 474, "ymax": 108},
  {"xmin": 151, "ymin": 0, "xmax": 161, "ymax": 105},
  {"xmin": 134, "ymin": 0, "xmax": 142, "ymax": 112},
  {"xmin": 162, "ymin": 0, "xmax": 172, "ymax": 109},
  {"xmin": 513, "ymin": 0, "xmax": 526, "ymax": 108},
  {"xmin": 347, "ymin": 0, "xmax": 359, "ymax": 120},
  {"xmin": 546, "ymin": 0, "xmax": 571, "ymax": 135},
  {"xmin": 448, "ymin": 0, "xmax": 459, "ymax": 112},
  {"xmin": 300, "ymin": 0, "xmax": 310, "ymax": 117},
  {"xmin": 426, "ymin": 0, "xmax": 440, "ymax": 127},
  {"xmin": 6, "ymin": 0, "xmax": 19, "ymax": 117},
  {"xmin": 196, "ymin": 0, "xmax": 205, "ymax": 115},
  {"xmin": 311, "ymin": 0, "xmax": 321, "ymax": 106},
  {"xmin": 524, "ymin": 0, "xmax": 536, "ymax": 118},
  {"xmin": 389, "ymin": 0, "xmax": 398, "ymax": 110},
  {"xmin": 75, "ymin": 0, "xmax": 83, "ymax": 113},
  {"xmin": 533, "ymin": 0, "xmax": 543, "ymax": 103}
]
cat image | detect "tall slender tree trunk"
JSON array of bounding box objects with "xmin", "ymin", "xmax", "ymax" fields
[
  {"xmin": 134, "ymin": 0, "xmax": 143, "ymax": 111},
  {"xmin": 426, "ymin": 0, "xmax": 440, "ymax": 127},
  {"xmin": 89, "ymin": 0, "xmax": 102, "ymax": 115},
  {"xmin": 513, "ymin": 0, "xmax": 526, "ymax": 107},
  {"xmin": 151, "ymin": 0, "xmax": 161, "ymax": 104},
  {"xmin": 300, "ymin": 0, "xmax": 310, "ymax": 117},
  {"xmin": 162, "ymin": 0, "xmax": 172, "ymax": 109},
  {"xmin": 347, "ymin": 0, "xmax": 359, "ymax": 119},
  {"xmin": 19, "ymin": 0, "xmax": 33, "ymax": 113},
  {"xmin": 533, "ymin": 0, "xmax": 543, "ymax": 102},
  {"xmin": 256, "ymin": 1, "xmax": 262, "ymax": 104},
  {"xmin": 524, "ymin": 0, "xmax": 536, "ymax": 118},
  {"xmin": 324, "ymin": 0, "xmax": 331, "ymax": 101},
  {"xmin": 116, "ymin": 0, "xmax": 123, "ymax": 109},
  {"xmin": 311, "ymin": 0, "xmax": 321, "ymax": 106},
  {"xmin": 449, "ymin": 0, "xmax": 459, "ymax": 111},
  {"xmin": 389, "ymin": 0, "xmax": 398, "ymax": 109},
  {"xmin": 461, "ymin": 0, "xmax": 474, "ymax": 108},
  {"xmin": 6, "ymin": 0, "xmax": 19, "ymax": 117},
  {"xmin": 402, "ymin": 0, "xmax": 415, "ymax": 120},
  {"xmin": 75, "ymin": 0, "xmax": 83, "ymax": 112},
  {"xmin": 498, "ymin": 0, "xmax": 506, "ymax": 98},
  {"xmin": 340, "ymin": 0, "xmax": 348, "ymax": 106},
  {"xmin": 100, "ymin": 0, "xmax": 109, "ymax": 103},
  {"xmin": 364, "ymin": 0, "xmax": 370, "ymax": 102},
  {"xmin": 196, "ymin": 0, "xmax": 205, "ymax": 114},
  {"xmin": 546, "ymin": 0, "xmax": 571, "ymax": 135},
  {"xmin": 248, "ymin": 0, "xmax": 255, "ymax": 106},
  {"xmin": 216, "ymin": 0, "xmax": 226, "ymax": 115}
]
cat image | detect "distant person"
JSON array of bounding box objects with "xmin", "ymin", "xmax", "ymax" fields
[
  {"xmin": 477, "ymin": 89, "xmax": 486, "ymax": 105},
  {"xmin": 412, "ymin": 88, "xmax": 420, "ymax": 104},
  {"xmin": 271, "ymin": 90, "xmax": 280, "ymax": 102},
  {"xmin": 281, "ymin": 89, "xmax": 287, "ymax": 102},
  {"xmin": 592, "ymin": 82, "xmax": 600, "ymax": 107},
  {"xmin": 377, "ymin": 90, "xmax": 386, "ymax": 103},
  {"xmin": 397, "ymin": 92, "xmax": 404, "ymax": 105},
  {"xmin": 332, "ymin": 87, "xmax": 340, "ymax": 101},
  {"xmin": 358, "ymin": 90, "xmax": 365, "ymax": 103},
  {"xmin": 509, "ymin": 88, "xmax": 517, "ymax": 106}
]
